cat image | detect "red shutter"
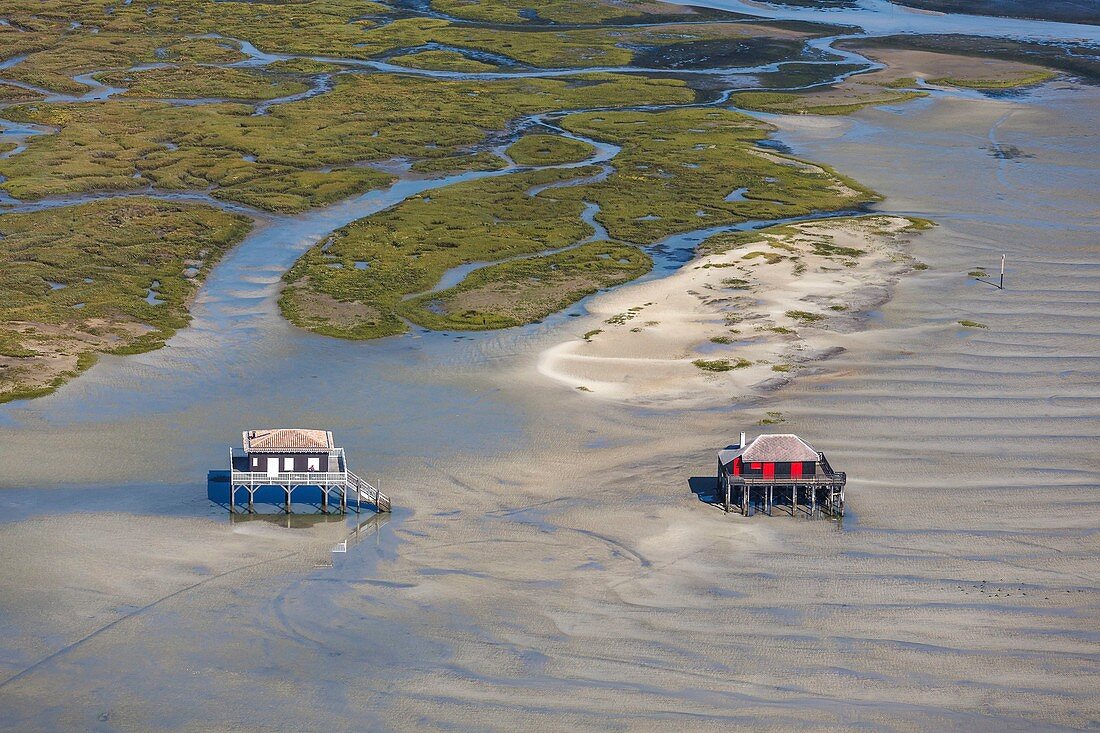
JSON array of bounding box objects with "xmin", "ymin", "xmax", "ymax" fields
[
  {"xmin": 790, "ymin": 462, "xmax": 803, "ymax": 479},
  {"xmin": 733, "ymin": 457, "xmax": 742, "ymax": 476},
  {"xmin": 763, "ymin": 463, "xmax": 775, "ymax": 479}
]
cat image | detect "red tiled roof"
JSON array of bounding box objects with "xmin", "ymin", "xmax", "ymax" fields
[
  {"xmin": 717, "ymin": 433, "xmax": 822, "ymax": 462},
  {"xmin": 740, "ymin": 433, "xmax": 819, "ymax": 462},
  {"xmin": 243, "ymin": 429, "xmax": 334, "ymax": 453}
]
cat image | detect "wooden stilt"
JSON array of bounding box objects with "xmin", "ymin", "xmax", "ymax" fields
[
  {"xmin": 285, "ymin": 485, "xmax": 291, "ymax": 514},
  {"xmin": 724, "ymin": 478, "xmax": 730, "ymax": 514},
  {"xmin": 791, "ymin": 485, "xmax": 796, "ymax": 517},
  {"xmin": 229, "ymin": 485, "xmax": 235, "ymax": 513},
  {"xmin": 743, "ymin": 485, "xmax": 749, "ymax": 516},
  {"xmin": 811, "ymin": 486, "xmax": 816, "ymax": 518},
  {"xmin": 248, "ymin": 489, "xmax": 254, "ymax": 514},
  {"xmin": 321, "ymin": 487, "xmax": 328, "ymax": 513}
]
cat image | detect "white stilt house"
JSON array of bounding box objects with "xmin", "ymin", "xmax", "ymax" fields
[{"xmin": 229, "ymin": 428, "xmax": 390, "ymax": 514}]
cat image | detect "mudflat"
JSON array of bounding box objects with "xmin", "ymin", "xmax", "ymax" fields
[{"xmin": 0, "ymin": 0, "xmax": 1097, "ymax": 730}]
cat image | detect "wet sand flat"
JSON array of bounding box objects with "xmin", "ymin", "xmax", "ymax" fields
[{"xmin": 0, "ymin": 83, "xmax": 1096, "ymax": 731}]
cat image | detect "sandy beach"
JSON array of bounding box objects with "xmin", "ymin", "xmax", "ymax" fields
[
  {"xmin": 0, "ymin": 12, "xmax": 1097, "ymax": 732},
  {"xmin": 539, "ymin": 215, "xmax": 926, "ymax": 407}
]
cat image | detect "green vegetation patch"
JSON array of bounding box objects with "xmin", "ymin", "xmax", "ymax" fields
[
  {"xmin": 693, "ymin": 357, "xmax": 752, "ymax": 372},
  {"xmin": 0, "ymin": 73, "xmax": 692, "ymax": 209},
  {"xmin": 556, "ymin": 108, "xmax": 878, "ymax": 243},
  {"xmin": 929, "ymin": 70, "xmax": 1056, "ymax": 89},
  {"xmin": 389, "ymin": 50, "xmax": 499, "ymax": 73},
  {"xmin": 409, "ymin": 152, "xmax": 509, "ymax": 175},
  {"xmin": 731, "ymin": 89, "xmax": 926, "ymax": 116},
  {"xmin": 785, "ymin": 309, "xmax": 825, "ymax": 323},
  {"xmin": 759, "ymin": 410, "xmax": 785, "ymax": 425},
  {"xmin": 358, "ymin": 18, "xmax": 809, "ymax": 69},
  {"xmin": 0, "ymin": 198, "xmax": 251, "ymax": 402},
  {"xmin": 744, "ymin": 250, "xmax": 785, "ymax": 264},
  {"xmin": 280, "ymin": 109, "xmax": 884, "ymax": 341},
  {"xmin": 507, "ymin": 134, "xmax": 595, "ymax": 166},
  {"xmin": 96, "ymin": 66, "xmax": 311, "ymax": 100},
  {"xmin": 812, "ymin": 240, "xmax": 865, "ymax": 258},
  {"xmin": 402, "ymin": 243, "xmax": 651, "ymax": 331},
  {"xmin": 214, "ymin": 168, "xmax": 395, "ymax": 214},
  {"xmin": 280, "ymin": 166, "xmax": 606, "ymax": 339},
  {"xmin": 431, "ymin": 0, "xmax": 649, "ymax": 24},
  {"xmin": 958, "ymin": 319, "xmax": 988, "ymax": 329},
  {"xmin": 133, "ymin": 0, "xmax": 391, "ymax": 60}
]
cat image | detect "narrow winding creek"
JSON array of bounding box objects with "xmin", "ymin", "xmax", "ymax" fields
[{"xmin": 0, "ymin": 2, "xmax": 1097, "ymax": 729}]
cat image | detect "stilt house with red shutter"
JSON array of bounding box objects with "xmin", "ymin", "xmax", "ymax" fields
[{"xmin": 717, "ymin": 432, "xmax": 846, "ymax": 517}]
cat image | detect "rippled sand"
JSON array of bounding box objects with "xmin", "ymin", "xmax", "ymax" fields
[
  {"xmin": 538, "ymin": 215, "xmax": 923, "ymax": 407},
  {"xmin": 0, "ymin": 87, "xmax": 1097, "ymax": 732}
]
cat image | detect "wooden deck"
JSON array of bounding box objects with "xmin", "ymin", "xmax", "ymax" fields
[
  {"xmin": 718, "ymin": 449, "xmax": 846, "ymax": 518},
  {"xmin": 228, "ymin": 466, "xmax": 391, "ymax": 514}
]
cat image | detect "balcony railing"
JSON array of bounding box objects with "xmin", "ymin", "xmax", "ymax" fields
[
  {"xmin": 229, "ymin": 470, "xmax": 349, "ymax": 486},
  {"xmin": 727, "ymin": 471, "xmax": 845, "ymax": 486}
]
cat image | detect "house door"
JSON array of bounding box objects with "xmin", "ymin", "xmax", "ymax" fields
[{"xmin": 267, "ymin": 457, "xmax": 281, "ymax": 477}]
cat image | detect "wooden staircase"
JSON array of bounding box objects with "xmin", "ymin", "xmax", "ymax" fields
[{"xmin": 347, "ymin": 470, "xmax": 391, "ymax": 513}]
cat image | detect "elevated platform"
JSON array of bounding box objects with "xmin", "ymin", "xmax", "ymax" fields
[
  {"xmin": 720, "ymin": 451, "xmax": 846, "ymax": 518},
  {"xmin": 229, "ymin": 447, "xmax": 390, "ymax": 514}
]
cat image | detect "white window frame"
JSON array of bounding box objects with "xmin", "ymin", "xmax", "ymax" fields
[
  {"xmin": 283, "ymin": 456, "xmax": 294, "ymax": 471},
  {"xmin": 307, "ymin": 457, "xmax": 320, "ymax": 471}
]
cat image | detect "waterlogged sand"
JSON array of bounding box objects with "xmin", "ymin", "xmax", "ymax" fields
[
  {"xmin": 0, "ymin": 70, "xmax": 1098, "ymax": 733},
  {"xmin": 849, "ymin": 46, "xmax": 1055, "ymax": 87},
  {"xmin": 0, "ymin": 514, "xmax": 350, "ymax": 677},
  {"xmin": 539, "ymin": 215, "xmax": 923, "ymax": 407}
]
